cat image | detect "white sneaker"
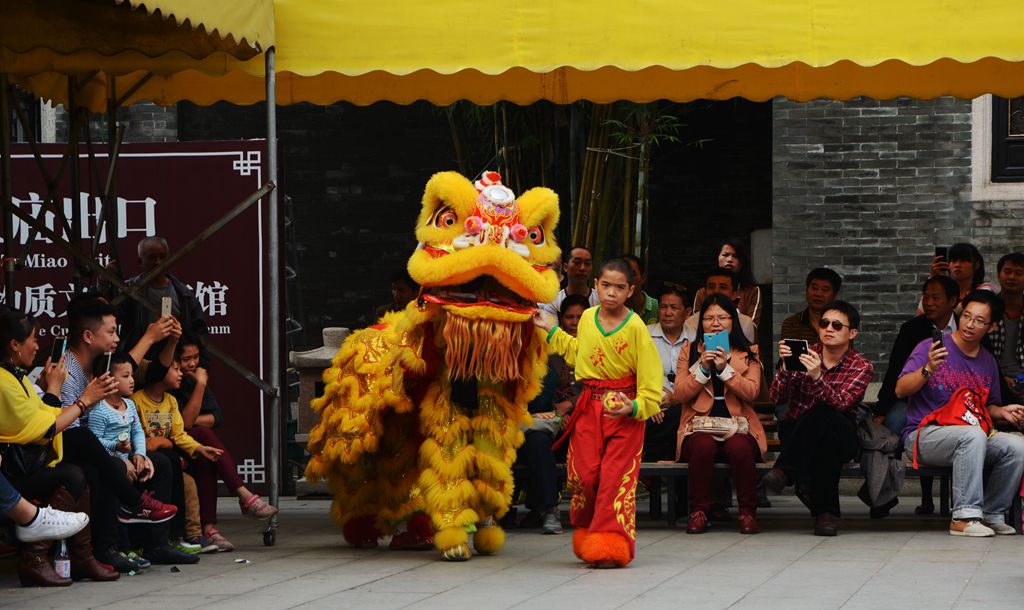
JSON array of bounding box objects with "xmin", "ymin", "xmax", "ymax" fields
[
  {"xmin": 983, "ymin": 520, "xmax": 1017, "ymax": 535},
  {"xmin": 949, "ymin": 519, "xmax": 995, "ymax": 537},
  {"xmin": 15, "ymin": 506, "xmax": 89, "ymax": 543}
]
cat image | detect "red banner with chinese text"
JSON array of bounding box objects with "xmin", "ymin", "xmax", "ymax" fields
[{"xmin": 3, "ymin": 141, "xmax": 272, "ymax": 494}]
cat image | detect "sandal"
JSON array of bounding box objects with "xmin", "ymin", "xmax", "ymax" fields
[{"xmin": 239, "ymin": 495, "xmax": 279, "ymax": 520}]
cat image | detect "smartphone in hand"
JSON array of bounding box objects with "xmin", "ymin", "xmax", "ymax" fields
[
  {"xmin": 783, "ymin": 339, "xmax": 810, "ymax": 372},
  {"xmin": 934, "ymin": 246, "xmax": 949, "ymax": 261},
  {"xmin": 161, "ymin": 296, "xmax": 173, "ymax": 318},
  {"xmin": 50, "ymin": 337, "xmax": 68, "ymax": 362},
  {"xmin": 703, "ymin": 330, "xmax": 730, "ymax": 355},
  {"xmin": 932, "ymin": 328, "xmax": 944, "ymax": 346}
]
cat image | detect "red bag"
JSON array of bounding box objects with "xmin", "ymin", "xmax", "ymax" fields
[{"xmin": 912, "ymin": 387, "xmax": 993, "ymax": 468}]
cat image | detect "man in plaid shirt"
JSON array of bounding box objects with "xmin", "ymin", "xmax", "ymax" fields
[{"xmin": 764, "ymin": 301, "xmax": 874, "ymax": 536}]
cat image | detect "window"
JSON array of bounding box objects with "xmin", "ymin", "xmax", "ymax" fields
[{"xmin": 990, "ymin": 96, "xmax": 1024, "ymax": 182}]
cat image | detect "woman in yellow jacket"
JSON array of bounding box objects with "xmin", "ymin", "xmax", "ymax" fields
[
  {"xmin": 0, "ymin": 307, "xmax": 133, "ymax": 586},
  {"xmin": 673, "ymin": 294, "xmax": 765, "ymax": 535}
]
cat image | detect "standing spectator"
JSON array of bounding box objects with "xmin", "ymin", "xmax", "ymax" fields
[
  {"xmin": 683, "ymin": 269, "xmax": 757, "ymax": 343},
  {"xmin": 692, "ymin": 239, "xmax": 762, "ymax": 328},
  {"xmin": 643, "ymin": 284, "xmax": 688, "ymax": 461},
  {"xmin": 923, "ymin": 242, "xmax": 996, "ymax": 315},
  {"xmin": 896, "ymin": 290, "xmax": 1024, "ymax": 537},
  {"xmin": 988, "ymin": 253, "xmax": 1024, "ymax": 402},
  {"xmin": 117, "ymin": 236, "xmax": 209, "ymax": 362},
  {"xmin": 780, "ymin": 268, "xmax": 843, "ymax": 344},
  {"xmin": 538, "ymin": 245, "xmax": 599, "ymax": 319},
  {"xmin": 763, "ymin": 301, "xmax": 874, "ymax": 536},
  {"xmin": 673, "ymin": 294, "xmax": 764, "ymax": 535},
  {"xmin": 622, "ymin": 255, "xmax": 659, "ymax": 325}
]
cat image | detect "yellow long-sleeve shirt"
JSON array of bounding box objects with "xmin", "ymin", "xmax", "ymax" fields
[
  {"xmin": 546, "ymin": 306, "xmax": 662, "ymax": 420},
  {"xmin": 131, "ymin": 390, "xmax": 201, "ymax": 457}
]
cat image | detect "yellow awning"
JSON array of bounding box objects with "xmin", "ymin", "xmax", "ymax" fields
[{"xmin": 11, "ymin": 0, "xmax": 1024, "ymax": 109}]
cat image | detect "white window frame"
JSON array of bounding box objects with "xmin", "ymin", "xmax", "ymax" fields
[{"xmin": 971, "ymin": 95, "xmax": 1024, "ymax": 200}]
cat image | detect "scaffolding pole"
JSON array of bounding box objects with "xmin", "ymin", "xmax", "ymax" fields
[
  {"xmin": 264, "ymin": 45, "xmax": 281, "ymax": 546},
  {"xmin": 0, "ymin": 76, "xmax": 14, "ymax": 297}
]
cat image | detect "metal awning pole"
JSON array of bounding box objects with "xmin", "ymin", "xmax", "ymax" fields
[
  {"xmin": 265, "ymin": 45, "xmax": 281, "ymax": 543},
  {"xmin": 68, "ymin": 78, "xmax": 82, "ymax": 293},
  {"xmin": 0, "ymin": 76, "xmax": 14, "ymax": 298}
]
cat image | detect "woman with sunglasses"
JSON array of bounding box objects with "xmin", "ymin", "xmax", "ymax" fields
[
  {"xmin": 672, "ymin": 294, "xmax": 764, "ymax": 535},
  {"xmin": 692, "ymin": 239, "xmax": 762, "ymax": 328},
  {"xmin": 763, "ymin": 301, "xmax": 874, "ymax": 536}
]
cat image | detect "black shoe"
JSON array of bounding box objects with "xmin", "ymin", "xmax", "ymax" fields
[
  {"xmin": 761, "ymin": 468, "xmax": 789, "ymax": 494},
  {"xmin": 144, "ymin": 545, "xmax": 201, "ymax": 565},
  {"xmin": 95, "ymin": 549, "xmax": 141, "ymax": 574},
  {"xmin": 814, "ymin": 513, "xmax": 839, "ymax": 536}
]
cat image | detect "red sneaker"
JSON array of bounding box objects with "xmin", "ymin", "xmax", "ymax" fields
[
  {"xmin": 117, "ymin": 491, "xmax": 177, "ymax": 524},
  {"xmin": 686, "ymin": 510, "xmax": 709, "ymax": 534}
]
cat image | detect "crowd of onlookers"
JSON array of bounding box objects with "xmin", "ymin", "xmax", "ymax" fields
[
  {"xmin": 508, "ymin": 239, "xmax": 1024, "ymax": 540},
  {"xmin": 1, "ymin": 237, "xmax": 277, "ymax": 588}
]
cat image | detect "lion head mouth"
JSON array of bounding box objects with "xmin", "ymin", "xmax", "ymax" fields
[{"xmin": 420, "ymin": 275, "xmax": 538, "ymax": 316}]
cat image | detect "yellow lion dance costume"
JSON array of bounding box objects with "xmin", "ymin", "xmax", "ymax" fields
[{"xmin": 305, "ymin": 171, "xmax": 560, "ymax": 561}]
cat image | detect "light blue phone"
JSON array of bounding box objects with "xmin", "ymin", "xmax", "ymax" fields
[{"xmin": 703, "ymin": 330, "xmax": 730, "ymax": 355}]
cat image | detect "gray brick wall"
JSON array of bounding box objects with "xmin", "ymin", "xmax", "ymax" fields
[
  {"xmin": 772, "ymin": 96, "xmax": 1022, "ymax": 381},
  {"xmin": 55, "ymin": 101, "xmax": 177, "ymax": 143}
]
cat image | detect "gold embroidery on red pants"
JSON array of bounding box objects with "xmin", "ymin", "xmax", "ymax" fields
[
  {"xmin": 613, "ymin": 448, "xmax": 642, "ymax": 540},
  {"xmin": 566, "ymin": 446, "xmax": 586, "ymax": 511}
]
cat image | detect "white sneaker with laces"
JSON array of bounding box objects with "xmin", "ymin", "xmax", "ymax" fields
[
  {"xmin": 949, "ymin": 519, "xmax": 995, "ymax": 537},
  {"xmin": 15, "ymin": 506, "xmax": 89, "ymax": 543},
  {"xmin": 983, "ymin": 520, "xmax": 1017, "ymax": 535}
]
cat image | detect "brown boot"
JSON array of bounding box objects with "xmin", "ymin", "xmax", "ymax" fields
[
  {"xmin": 16, "ymin": 538, "xmax": 71, "ymax": 587},
  {"xmin": 49, "ymin": 488, "xmax": 119, "ymax": 582}
]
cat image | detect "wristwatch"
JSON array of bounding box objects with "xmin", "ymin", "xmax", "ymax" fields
[{"xmin": 921, "ymin": 366, "xmax": 932, "ymax": 379}]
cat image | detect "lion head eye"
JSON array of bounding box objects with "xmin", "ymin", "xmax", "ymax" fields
[
  {"xmin": 430, "ymin": 205, "xmax": 458, "ymax": 228},
  {"xmin": 527, "ymin": 226, "xmax": 545, "ymax": 245}
]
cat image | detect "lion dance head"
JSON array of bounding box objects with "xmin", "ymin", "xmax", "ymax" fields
[{"xmin": 408, "ymin": 171, "xmax": 560, "ymax": 382}]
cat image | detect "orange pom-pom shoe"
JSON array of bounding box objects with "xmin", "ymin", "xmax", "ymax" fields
[{"xmin": 578, "ymin": 531, "xmax": 631, "ymax": 568}]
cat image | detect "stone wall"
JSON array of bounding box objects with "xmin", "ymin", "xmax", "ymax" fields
[{"xmin": 771, "ymin": 96, "xmax": 1024, "ymax": 380}]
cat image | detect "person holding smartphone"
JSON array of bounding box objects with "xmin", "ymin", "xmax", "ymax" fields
[
  {"xmin": 764, "ymin": 301, "xmax": 874, "ymax": 536},
  {"xmin": 673, "ymin": 294, "xmax": 764, "ymax": 535},
  {"xmin": 923, "ymin": 242, "xmax": 996, "ymax": 315}
]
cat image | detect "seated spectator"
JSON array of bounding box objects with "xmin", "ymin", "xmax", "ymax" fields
[
  {"xmin": 622, "ymin": 255, "xmax": 659, "ymax": 325},
  {"xmin": 896, "ymin": 290, "xmax": 1024, "ymax": 537},
  {"xmin": 173, "ymin": 337, "xmax": 224, "ymax": 430},
  {"xmin": 692, "ymin": 238, "xmax": 762, "ymax": 328},
  {"xmin": 874, "ymin": 275, "xmax": 959, "ymax": 515},
  {"xmin": 643, "ymin": 284, "xmax": 688, "ymax": 462},
  {"xmin": 673, "ymin": 294, "xmax": 764, "ymax": 535},
  {"xmin": 538, "ymin": 245, "xmax": 599, "ymax": 319},
  {"xmin": 922, "ymin": 242, "xmax": 996, "ymax": 315},
  {"xmin": 763, "ymin": 301, "xmax": 874, "ymax": 536},
  {"xmin": 683, "ymin": 269, "xmax": 756, "ymax": 343},
  {"xmin": 780, "ymin": 268, "xmax": 843, "ymax": 344},
  {"xmin": 114, "ymin": 236, "xmax": 209, "ymax": 363},
  {"xmin": 135, "ymin": 338, "xmax": 278, "ymax": 553},
  {"xmin": 507, "ymin": 295, "xmax": 585, "ymax": 534},
  {"xmin": 988, "ymin": 253, "xmax": 1024, "ymax": 402},
  {"xmin": 0, "ymin": 307, "xmax": 125, "ymax": 585},
  {"xmin": 1, "ymin": 470, "xmax": 88, "ymax": 544},
  {"xmin": 59, "ymin": 295, "xmax": 186, "ymax": 570},
  {"xmin": 374, "ymin": 269, "xmax": 419, "ymax": 319}
]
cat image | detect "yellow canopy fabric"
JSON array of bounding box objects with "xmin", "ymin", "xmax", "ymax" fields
[
  {"xmin": 10, "ymin": 0, "xmax": 1024, "ymax": 109},
  {"xmin": 117, "ymin": 1, "xmax": 273, "ymax": 51}
]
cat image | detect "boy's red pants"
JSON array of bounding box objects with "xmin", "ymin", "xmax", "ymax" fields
[{"xmin": 565, "ymin": 377, "xmax": 645, "ymax": 560}]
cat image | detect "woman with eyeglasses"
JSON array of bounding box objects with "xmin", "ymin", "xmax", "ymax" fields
[
  {"xmin": 672, "ymin": 294, "xmax": 764, "ymax": 535},
  {"xmin": 692, "ymin": 238, "xmax": 762, "ymax": 329}
]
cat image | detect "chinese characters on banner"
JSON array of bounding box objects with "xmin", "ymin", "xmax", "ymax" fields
[{"xmin": 3, "ymin": 141, "xmax": 272, "ymax": 494}]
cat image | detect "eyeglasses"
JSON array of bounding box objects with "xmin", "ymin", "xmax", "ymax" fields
[
  {"xmin": 819, "ymin": 318, "xmax": 851, "ymax": 331},
  {"xmin": 702, "ymin": 315, "xmax": 731, "ymax": 324},
  {"xmin": 960, "ymin": 312, "xmax": 991, "ymax": 328}
]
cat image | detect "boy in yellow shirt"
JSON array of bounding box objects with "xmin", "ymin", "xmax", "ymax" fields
[{"xmin": 535, "ymin": 258, "xmax": 662, "ymax": 568}]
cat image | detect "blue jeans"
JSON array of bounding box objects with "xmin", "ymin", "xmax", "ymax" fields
[
  {"xmin": 0, "ymin": 471, "xmax": 23, "ymax": 513},
  {"xmin": 907, "ymin": 427, "xmax": 1024, "ymax": 523},
  {"xmin": 883, "ymin": 401, "xmax": 908, "ymax": 437}
]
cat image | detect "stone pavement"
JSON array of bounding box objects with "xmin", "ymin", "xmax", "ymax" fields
[{"xmin": 1, "ymin": 495, "xmax": 1020, "ymax": 609}]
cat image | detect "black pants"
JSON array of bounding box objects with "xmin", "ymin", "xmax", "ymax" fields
[
  {"xmin": 149, "ymin": 448, "xmax": 185, "ymax": 540},
  {"xmin": 775, "ymin": 404, "xmax": 859, "ymax": 517},
  {"xmin": 12, "ymin": 462, "xmax": 87, "ymax": 502},
  {"xmin": 513, "ymin": 430, "xmax": 559, "ymax": 512},
  {"xmin": 642, "ymin": 403, "xmax": 682, "ymax": 462}
]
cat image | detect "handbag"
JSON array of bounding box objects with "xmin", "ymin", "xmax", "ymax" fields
[
  {"xmin": 0, "ymin": 442, "xmax": 52, "ymax": 481},
  {"xmin": 912, "ymin": 386, "xmax": 992, "ymax": 468},
  {"xmin": 686, "ymin": 415, "xmax": 749, "ymax": 441}
]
